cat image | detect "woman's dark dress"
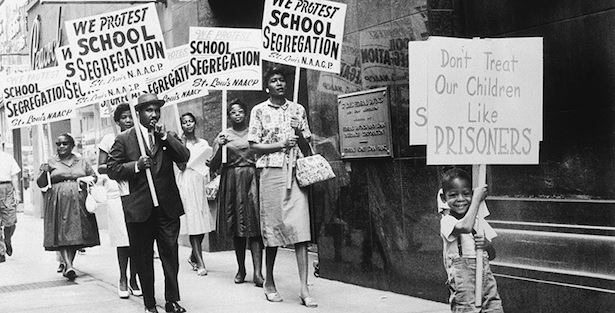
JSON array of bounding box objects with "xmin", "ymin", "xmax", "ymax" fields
[
  {"xmin": 42, "ymin": 154, "xmax": 100, "ymax": 250},
  {"xmin": 213, "ymin": 128, "xmax": 260, "ymax": 237}
]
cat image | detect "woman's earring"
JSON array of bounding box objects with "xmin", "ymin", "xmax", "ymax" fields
[{"xmin": 265, "ymin": 88, "xmax": 270, "ymax": 93}]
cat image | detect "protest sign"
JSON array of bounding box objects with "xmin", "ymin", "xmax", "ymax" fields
[
  {"xmin": 261, "ymin": 0, "xmax": 346, "ymax": 73},
  {"xmin": 63, "ymin": 3, "xmax": 168, "ymax": 88},
  {"xmin": 360, "ymin": 21, "xmax": 417, "ymax": 88},
  {"xmin": 1, "ymin": 66, "xmax": 81, "ymax": 129},
  {"xmin": 189, "ymin": 27, "xmax": 262, "ymax": 90},
  {"xmin": 408, "ymin": 40, "xmax": 428, "ymax": 145},
  {"xmin": 317, "ymin": 35, "xmax": 362, "ymax": 95},
  {"xmin": 425, "ymin": 36, "xmax": 543, "ymax": 165}
]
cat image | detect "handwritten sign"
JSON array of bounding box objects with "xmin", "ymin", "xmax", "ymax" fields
[
  {"xmin": 425, "ymin": 36, "xmax": 543, "ymax": 165},
  {"xmin": 63, "ymin": 3, "xmax": 168, "ymax": 87},
  {"xmin": 189, "ymin": 27, "xmax": 262, "ymax": 90},
  {"xmin": 317, "ymin": 35, "xmax": 362, "ymax": 95},
  {"xmin": 1, "ymin": 67, "xmax": 79, "ymax": 128},
  {"xmin": 338, "ymin": 87, "xmax": 392, "ymax": 158},
  {"xmin": 261, "ymin": 0, "xmax": 346, "ymax": 73}
]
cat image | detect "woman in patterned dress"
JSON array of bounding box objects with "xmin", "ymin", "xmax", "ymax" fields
[{"xmin": 248, "ymin": 67, "xmax": 317, "ymax": 308}]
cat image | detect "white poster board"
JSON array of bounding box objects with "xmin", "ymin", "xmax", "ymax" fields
[
  {"xmin": 261, "ymin": 0, "xmax": 346, "ymax": 73},
  {"xmin": 408, "ymin": 40, "xmax": 428, "ymax": 145},
  {"xmin": 425, "ymin": 36, "xmax": 543, "ymax": 165},
  {"xmin": 63, "ymin": 3, "xmax": 168, "ymax": 89},
  {"xmin": 2, "ymin": 67, "xmax": 78, "ymax": 128},
  {"xmin": 189, "ymin": 27, "xmax": 262, "ymax": 90}
]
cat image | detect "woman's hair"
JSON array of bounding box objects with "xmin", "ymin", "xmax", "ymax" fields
[
  {"xmin": 263, "ymin": 66, "xmax": 287, "ymax": 84},
  {"xmin": 180, "ymin": 112, "xmax": 197, "ymax": 125},
  {"xmin": 113, "ymin": 103, "xmax": 130, "ymax": 122},
  {"xmin": 58, "ymin": 132, "xmax": 75, "ymax": 146},
  {"xmin": 441, "ymin": 168, "xmax": 471, "ymax": 192},
  {"xmin": 227, "ymin": 98, "xmax": 248, "ymax": 115}
]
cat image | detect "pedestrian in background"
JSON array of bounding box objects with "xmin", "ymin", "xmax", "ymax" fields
[
  {"xmin": 209, "ymin": 99, "xmax": 264, "ymax": 287},
  {"xmin": 36, "ymin": 133, "xmax": 99, "ymax": 280},
  {"xmin": 0, "ymin": 147, "xmax": 21, "ymax": 263},
  {"xmin": 97, "ymin": 103, "xmax": 142, "ymax": 298},
  {"xmin": 107, "ymin": 93, "xmax": 190, "ymax": 313},
  {"xmin": 177, "ymin": 112, "xmax": 214, "ymax": 277},
  {"xmin": 248, "ymin": 67, "xmax": 317, "ymax": 308}
]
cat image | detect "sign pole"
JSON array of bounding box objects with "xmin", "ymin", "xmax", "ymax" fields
[
  {"xmin": 473, "ymin": 163, "xmax": 487, "ymax": 307},
  {"xmin": 127, "ymin": 95, "xmax": 159, "ymax": 207},
  {"xmin": 286, "ymin": 66, "xmax": 300, "ymax": 189},
  {"xmin": 222, "ymin": 90, "xmax": 228, "ymax": 164}
]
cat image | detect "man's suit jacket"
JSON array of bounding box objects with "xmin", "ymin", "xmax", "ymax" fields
[{"xmin": 107, "ymin": 127, "xmax": 190, "ymax": 223}]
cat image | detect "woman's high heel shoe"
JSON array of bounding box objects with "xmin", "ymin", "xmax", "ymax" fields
[
  {"xmin": 129, "ymin": 285, "xmax": 142, "ymax": 297},
  {"xmin": 118, "ymin": 281, "xmax": 130, "ymax": 299}
]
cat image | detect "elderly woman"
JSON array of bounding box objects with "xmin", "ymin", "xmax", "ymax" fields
[
  {"xmin": 210, "ymin": 99, "xmax": 264, "ymax": 286},
  {"xmin": 37, "ymin": 133, "xmax": 100, "ymax": 280},
  {"xmin": 248, "ymin": 66, "xmax": 317, "ymax": 308}
]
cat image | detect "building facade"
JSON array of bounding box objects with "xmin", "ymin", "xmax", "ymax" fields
[{"xmin": 12, "ymin": 1, "xmax": 615, "ymax": 312}]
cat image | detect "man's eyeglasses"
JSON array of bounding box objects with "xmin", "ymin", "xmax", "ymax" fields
[{"xmin": 55, "ymin": 142, "xmax": 70, "ymax": 146}]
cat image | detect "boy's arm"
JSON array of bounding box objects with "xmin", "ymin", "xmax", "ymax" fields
[{"xmin": 452, "ymin": 185, "xmax": 488, "ymax": 236}]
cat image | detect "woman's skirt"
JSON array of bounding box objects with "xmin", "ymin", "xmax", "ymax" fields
[
  {"xmin": 178, "ymin": 168, "xmax": 215, "ymax": 235},
  {"xmin": 43, "ymin": 180, "xmax": 100, "ymax": 250},
  {"xmin": 218, "ymin": 166, "xmax": 260, "ymax": 238},
  {"xmin": 259, "ymin": 166, "xmax": 311, "ymax": 247}
]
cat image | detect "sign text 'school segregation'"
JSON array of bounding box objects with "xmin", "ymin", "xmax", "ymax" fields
[
  {"xmin": 261, "ymin": 0, "xmax": 346, "ymax": 73},
  {"xmin": 2, "ymin": 67, "xmax": 80, "ymax": 128},
  {"xmin": 63, "ymin": 3, "xmax": 168, "ymax": 86},
  {"xmin": 408, "ymin": 40, "xmax": 428, "ymax": 145},
  {"xmin": 189, "ymin": 27, "xmax": 262, "ymax": 90},
  {"xmin": 426, "ymin": 37, "xmax": 543, "ymax": 165},
  {"xmin": 338, "ymin": 87, "xmax": 392, "ymax": 159}
]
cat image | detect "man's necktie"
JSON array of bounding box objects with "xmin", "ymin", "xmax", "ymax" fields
[{"xmin": 148, "ymin": 131, "xmax": 155, "ymax": 152}]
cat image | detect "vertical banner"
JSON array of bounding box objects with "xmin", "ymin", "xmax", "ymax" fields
[
  {"xmin": 1, "ymin": 67, "xmax": 81, "ymax": 128},
  {"xmin": 261, "ymin": 0, "xmax": 346, "ymax": 73},
  {"xmin": 425, "ymin": 37, "xmax": 543, "ymax": 165},
  {"xmin": 189, "ymin": 27, "xmax": 262, "ymax": 90},
  {"xmin": 63, "ymin": 3, "xmax": 168, "ymax": 88}
]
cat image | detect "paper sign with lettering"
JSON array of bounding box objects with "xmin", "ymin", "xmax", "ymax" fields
[
  {"xmin": 1, "ymin": 67, "xmax": 78, "ymax": 128},
  {"xmin": 317, "ymin": 35, "xmax": 362, "ymax": 95},
  {"xmin": 63, "ymin": 3, "xmax": 168, "ymax": 88},
  {"xmin": 408, "ymin": 40, "xmax": 428, "ymax": 145},
  {"xmin": 189, "ymin": 27, "xmax": 262, "ymax": 90},
  {"xmin": 261, "ymin": 0, "xmax": 346, "ymax": 73},
  {"xmin": 426, "ymin": 36, "xmax": 543, "ymax": 165}
]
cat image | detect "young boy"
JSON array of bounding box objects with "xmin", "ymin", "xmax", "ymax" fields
[{"xmin": 439, "ymin": 168, "xmax": 503, "ymax": 312}]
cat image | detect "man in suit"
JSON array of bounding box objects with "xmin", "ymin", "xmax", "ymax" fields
[{"xmin": 108, "ymin": 93, "xmax": 190, "ymax": 313}]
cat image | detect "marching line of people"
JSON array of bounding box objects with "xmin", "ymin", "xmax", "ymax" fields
[{"xmin": 4, "ymin": 65, "xmax": 503, "ymax": 313}]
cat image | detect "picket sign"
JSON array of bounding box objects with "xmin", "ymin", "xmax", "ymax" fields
[
  {"xmin": 285, "ymin": 66, "xmax": 301, "ymax": 190},
  {"xmin": 473, "ymin": 164, "xmax": 488, "ymax": 307},
  {"xmin": 127, "ymin": 96, "xmax": 159, "ymax": 207},
  {"xmin": 222, "ymin": 90, "xmax": 228, "ymax": 164}
]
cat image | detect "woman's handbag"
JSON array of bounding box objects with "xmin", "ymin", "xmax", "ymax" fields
[
  {"xmin": 85, "ymin": 184, "xmax": 107, "ymax": 213},
  {"xmin": 295, "ymin": 149, "xmax": 336, "ymax": 187},
  {"xmin": 205, "ymin": 175, "xmax": 221, "ymax": 200}
]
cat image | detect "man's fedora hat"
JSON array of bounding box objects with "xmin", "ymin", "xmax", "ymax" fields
[{"xmin": 135, "ymin": 93, "xmax": 165, "ymax": 111}]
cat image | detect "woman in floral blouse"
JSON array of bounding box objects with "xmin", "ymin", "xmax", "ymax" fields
[{"xmin": 248, "ymin": 66, "xmax": 317, "ymax": 308}]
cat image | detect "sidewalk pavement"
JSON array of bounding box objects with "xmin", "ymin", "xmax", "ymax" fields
[{"xmin": 0, "ymin": 213, "xmax": 450, "ymax": 313}]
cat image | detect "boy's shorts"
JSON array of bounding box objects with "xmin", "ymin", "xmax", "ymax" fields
[{"xmin": 447, "ymin": 257, "xmax": 504, "ymax": 313}]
